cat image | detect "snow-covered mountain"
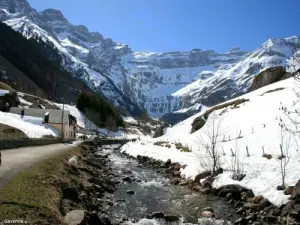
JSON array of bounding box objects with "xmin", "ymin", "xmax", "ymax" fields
[{"xmin": 1, "ymin": 0, "xmax": 300, "ymax": 120}]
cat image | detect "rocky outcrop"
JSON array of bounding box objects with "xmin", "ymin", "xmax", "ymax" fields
[{"xmin": 251, "ymin": 67, "xmax": 291, "ymax": 90}]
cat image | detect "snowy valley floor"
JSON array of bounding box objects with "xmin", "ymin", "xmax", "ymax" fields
[{"xmin": 121, "ymin": 78, "xmax": 300, "ymax": 207}]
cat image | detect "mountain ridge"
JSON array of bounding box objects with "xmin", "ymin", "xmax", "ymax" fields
[{"xmin": 0, "ymin": 0, "xmax": 299, "ymax": 121}]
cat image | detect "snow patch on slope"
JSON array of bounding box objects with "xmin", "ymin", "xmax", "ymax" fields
[
  {"xmin": 121, "ymin": 78, "xmax": 300, "ymax": 206},
  {"xmin": 0, "ymin": 112, "xmax": 59, "ymax": 138}
]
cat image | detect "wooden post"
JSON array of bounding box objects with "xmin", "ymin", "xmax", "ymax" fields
[
  {"xmin": 246, "ymin": 146, "xmax": 250, "ymax": 157},
  {"xmin": 262, "ymin": 146, "xmax": 265, "ymax": 155},
  {"xmin": 252, "ymin": 127, "xmax": 254, "ymax": 133},
  {"xmin": 229, "ymin": 135, "xmax": 231, "ymax": 141},
  {"xmin": 239, "ymin": 130, "xmax": 242, "ymax": 138},
  {"xmin": 230, "ymin": 148, "xmax": 235, "ymax": 157}
]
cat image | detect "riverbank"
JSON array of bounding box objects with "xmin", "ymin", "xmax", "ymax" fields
[
  {"xmin": 0, "ymin": 142, "xmax": 120, "ymax": 224},
  {"xmin": 105, "ymin": 144, "xmax": 237, "ymax": 224},
  {"xmin": 2, "ymin": 140, "xmax": 297, "ymax": 224},
  {"xmin": 0, "ymin": 141, "xmax": 238, "ymax": 225},
  {"xmin": 120, "ymin": 151, "xmax": 300, "ymax": 225}
]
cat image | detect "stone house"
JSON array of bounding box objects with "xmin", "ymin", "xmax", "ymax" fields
[{"xmin": 9, "ymin": 107, "xmax": 77, "ymax": 140}]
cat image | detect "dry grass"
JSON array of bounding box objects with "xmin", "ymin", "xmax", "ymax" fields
[
  {"xmin": 175, "ymin": 142, "xmax": 191, "ymax": 152},
  {"xmin": 0, "ymin": 123, "xmax": 27, "ymax": 140},
  {"xmin": 0, "ymin": 147, "xmax": 81, "ymax": 223},
  {"xmin": 180, "ymin": 146, "xmax": 191, "ymax": 152},
  {"xmin": 154, "ymin": 141, "xmax": 169, "ymax": 146},
  {"xmin": 261, "ymin": 87, "xmax": 285, "ymax": 96},
  {"xmin": 0, "ymin": 81, "xmax": 15, "ymax": 92}
]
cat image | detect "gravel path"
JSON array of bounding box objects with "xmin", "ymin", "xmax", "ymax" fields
[{"xmin": 0, "ymin": 142, "xmax": 79, "ymax": 188}]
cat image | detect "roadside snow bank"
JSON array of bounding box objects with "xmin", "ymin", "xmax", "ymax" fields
[
  {"xmin": 0, "ymin": 111, "xmax": 59, "ymax": 138},
  {"xmin": 0, "ymin": 89, "xmax": 9, "ymax": 96}
]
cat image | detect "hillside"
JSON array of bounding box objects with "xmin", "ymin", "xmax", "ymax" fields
[
  {"xmin": 121, "ymin": 77, "xmax": 300, "ymax": 207},
  {"xmin": 0, "ymin": 54, "xmax": 45, "ymax": 97},
  {"xmin": 0, "ymin": 22, "xmax": 94, "ymax": 104},
  {"xmin": 1, "ymin": 0, "xmax": 299, "ymax": 121}
]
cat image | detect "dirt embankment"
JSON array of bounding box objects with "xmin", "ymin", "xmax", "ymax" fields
[{"xmin": 0, "ymin": 142, "xmax": 120, "ymax": 225}]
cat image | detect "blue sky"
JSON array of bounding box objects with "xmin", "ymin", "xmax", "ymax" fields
[{"xmin": 27, "ymin": 0, "xmax": 299, "ymax": 53}]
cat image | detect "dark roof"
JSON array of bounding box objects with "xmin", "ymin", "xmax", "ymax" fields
[{"xmin": 9, "ymin": 107, "xmax": 70, "ymax": 124}]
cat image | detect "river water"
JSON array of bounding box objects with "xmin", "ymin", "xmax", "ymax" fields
[{"xmin": 100, "ymin": 145, "xmax": 236, "ymax": 225}]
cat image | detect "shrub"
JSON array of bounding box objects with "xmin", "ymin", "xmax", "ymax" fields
[
  {"xmin": 175, "ymin": 142, "xmax": 183, "ymax": 149},
  {"xmin": 154, "ymin": 141, "xmax": 169, "ymax": 146},
  {"xmin": 180, "ymin": 146, "xmax": 191, "ymax": 152},
  {"xmin": 263, "ymin": 153, "xmax": 273, "ymax": 160}
]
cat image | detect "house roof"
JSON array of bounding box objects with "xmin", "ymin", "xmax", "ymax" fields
[{"xmin": 9, "ymin": 107, "xmax": 70, "ymax": 124}]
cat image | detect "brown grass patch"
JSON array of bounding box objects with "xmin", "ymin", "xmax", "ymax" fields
[
  {"xmin": 0, "ymin": 123, "xmax": 27, "ymax": 140},
  {"xmin": 0, "ymin": 147, "xmax": 81, "ymax": 223},
  {"xmin": 261, "ymin": 87, "xmax": 285, "ymax": 96}
]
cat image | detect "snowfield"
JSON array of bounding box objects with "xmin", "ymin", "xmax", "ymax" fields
[
  {"xmin": 55, "ymin": 103, "xmax": 97, "ymax": 129},
  {"xmin": 0, "ymin": 111, "xmax": 59, "ymax": 138},
  {"xmin": 0, "ymin": 89, "xmax": 9, "ymax": 96},
  {"xmin": 121, "ymin": 77, "xmax": 300, "ymax": 206}
]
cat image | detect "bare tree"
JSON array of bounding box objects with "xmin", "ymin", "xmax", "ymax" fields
[
  {"xmin": 198, "ymin": 113, "xmax": 224, "ymax": 173},
  {"xmin": 230, "ymin": 131, "xmax": 245, "ymax": 181},
  {"xmin": 277, "ymin": 119, "xmax": 291, "ymax": 189}
]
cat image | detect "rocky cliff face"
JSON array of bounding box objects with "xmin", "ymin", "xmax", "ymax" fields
[{"xmin": 0, "ymin": 0, "xmax": 300, "ymax": 120}]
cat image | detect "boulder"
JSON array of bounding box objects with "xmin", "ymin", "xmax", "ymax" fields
[
  {"xmin": 126, "ymin": 190, "xmax": 135, "ymax": 194},
  {"xmin": 226, "ymin": 192, "xmax": 233, "ymax": 200},
  {"xmin": 277, "ymin": 185, "xmax": 284, "ymax": 191},
  {"xmin": 151, "ymin": 212, "xmax": 165, "ymax": 218},
  {"xmin": 179, "ymin": 181, "xmax": 189, "ymax": 186},
  {"xmin": 245, "ymin": 213, "xmax": 257, "ymax": 221},
  {"xmin": 284, "ymin": 186, "xmax": 294, "ymax": 195},
  {"xmin": 192, "ymin": 185, "xmax": 202, "ymax": 192},
  {"xmin": 199, "ymin": 211, "xmax": 215, "ymax": 218},
  {"xmin": 194, "ymin": 171, "xmax": 211, "ymax": 184},
  {"xmin": 81, "ymin": 211, "xmax": 105, "ymax": 225},
  {"xmin": 247, "ymin": 195, "xmax": 264, "ymax": 204},
  {"xmin": 244, "ymin": 199, "xmax": 270, "ymax": 212},
  {"xmin": 123, "ymin": 176, "xmax": 132, "ymax": 182},
  {"xmin": 63, "ymin": 186, "xmax": 80, "ymax": 201},
  {"xmin": 291, "ymin": 180, "xmax": 300, "ymax": 200},
  {"xmin": 200, "ymin": 207, "xmax": 214, "ymax": 213},
  {"xmin": 200, "ymin": 187, "xmax": 211, "ymax": 194},
  {"xmin": 164, "ymin": 159, "xmax": 172, "ymax": 167},
  {"xmin": 64, "ymin": 210, "xmax": 85, "ymax": 225},
  {"xmin": 234, "ymin": 217, "xmax": 247, "ymax": 225},
  {"xmin": 281, "ymin": 199, "xmax": 300, "ymax": 220},
  {"xmin": 173, "ymin": 171, "xmax": 181, "ymax": 176},
  {"xmin": 217, "ymin": 184, "xmax": 253, "ymax": 201},
  {"xmin": 163, "ymin": 215, "xmax": 179, "ymax": 222}
]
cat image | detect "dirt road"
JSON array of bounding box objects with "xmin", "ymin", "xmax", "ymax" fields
[{"xmin": 0, "ymin": 142, "xmax": 79, "ymax": 188}]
